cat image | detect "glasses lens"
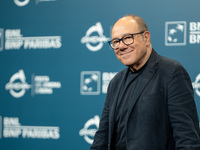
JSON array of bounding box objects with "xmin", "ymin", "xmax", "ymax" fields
[
  {"xmin": 123, "ymin": 35, "xmax": 134, "ymax": 45},
  {"xmin": 111, "ymin": 39, "xmax": 120, "ymax": 48}
]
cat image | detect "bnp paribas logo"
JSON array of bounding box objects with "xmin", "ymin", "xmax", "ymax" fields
[{"xmin": 165, "ymin": 21, "xmax": 187, "ymax": 46}]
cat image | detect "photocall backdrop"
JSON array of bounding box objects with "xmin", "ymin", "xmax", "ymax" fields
[{"xmin": 0, "ymin": 0, "xmax": 200, "ymax": 149}]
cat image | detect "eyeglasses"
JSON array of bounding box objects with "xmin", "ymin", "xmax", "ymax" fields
[{"xmin": 108, "ymin": 31, "xmax": 145, "ymax": 49}]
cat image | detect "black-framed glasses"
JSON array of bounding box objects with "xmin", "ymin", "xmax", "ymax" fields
[{"xmin": 108, "ymin": 31, "xmax": 145, "ymax": 49}]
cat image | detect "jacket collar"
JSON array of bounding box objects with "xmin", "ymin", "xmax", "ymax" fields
[{"xmin": 125, "ymin": 48, "xmax": 159, "ymax": 123}]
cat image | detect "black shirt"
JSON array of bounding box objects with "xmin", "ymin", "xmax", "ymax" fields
[{"xmin": 113, "ymin": 66, "xmax": 146, "ymax": 150}]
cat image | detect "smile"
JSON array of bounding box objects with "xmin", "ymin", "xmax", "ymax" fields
[{"xmin": 119, "ymin": 50, "xmax": 134, "ymax": 55}]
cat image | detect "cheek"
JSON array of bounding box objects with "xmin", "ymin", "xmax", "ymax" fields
[
  {"xmin": 134, "ymin": 45, "xmax": 145, "ymax": 55},
  {"xmin": 114, "ymin": 51, "xmax": 120, "ymax": 57}
]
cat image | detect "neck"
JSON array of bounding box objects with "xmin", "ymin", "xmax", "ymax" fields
[{"xmin": 129, "ymin": 47, "xmax": 152, "ymax": 72}]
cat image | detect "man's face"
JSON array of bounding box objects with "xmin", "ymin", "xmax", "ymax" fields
[{"xmin": 111, "ymin": 17, "xmax": 150, "ymax": 70}]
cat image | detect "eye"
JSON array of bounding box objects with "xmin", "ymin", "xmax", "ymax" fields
[
  {"xmin": 112, "ymin": 40, "xmax": 119, "ymax": 46},
  {"xmin": 123, "ymin": 35, "xmax": 132, "ymax": 41},
  {"xmin": 123, "ymin": 35, "xmax": 134, "ymax": 44}
]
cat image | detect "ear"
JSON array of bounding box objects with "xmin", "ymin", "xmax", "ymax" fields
[{"xmin": 143, "ymin": 31, "xmax": 151, "ymax": 46}]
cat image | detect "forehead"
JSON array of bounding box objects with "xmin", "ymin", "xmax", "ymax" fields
[{"xmin": 112, "ymin": 17, "xmax": 139, "ymax": 39}]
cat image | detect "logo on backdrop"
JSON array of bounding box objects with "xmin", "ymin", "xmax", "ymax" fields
[
  {"xmin": 81, "ymin": 22, "xmax": 110, "ymax": 52},
  {"xmin": 5, "ymin": 70, "xmax": 31, "ymax": 98},
  {"xmin": 0, "ymin": 116, "xmax": 60, "ymax": 139},
  {"xmin": 165, "ymin": 21, "xmax": 186, "ymax": 46},
  {"xmin": 14, "ymin": 0, "xmax": 30, "ymax": 7},
  {"xmin": 102, "ymin": 72, "xmax": 117, "ymax": 94},
  {"xmin": 192, "ymin": 73, "xmax": 200, "ymax": 97},
  {"xmin": 165, "ymin": 21, "xmax": 200, "ymax": 46},
  {"xmin": 0, "ymin": 29, "xmax": 62, "ymax": 51},
  {"xmin": 79, "ymin": 115, "xmax": 100, "ymax": 144},
  {"xmin": 0, "ymin": 28, "xmax": 4, "ymax": 51},
  {"xmin": 80, "ymin": 71, "xmax": 101, "ymax": 95},
  {"xmin": 5, "ymin": 69, "xmax": 62, "ymax": 98},
  {"xmin": 190, "ymin": 22, "xmax": 200, "ymax": 44},
  {"xmin": 80, "ymin": 71, "xmax": 117, "ymax": 95}
]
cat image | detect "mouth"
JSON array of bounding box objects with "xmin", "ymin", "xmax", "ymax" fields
[{"xmin": 119, "ymin": 49, "xmax": 134, "ymax": 56}]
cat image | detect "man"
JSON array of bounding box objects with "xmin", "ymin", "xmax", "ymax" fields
[{"xmin": 90, "ymin": 14, "xmax": 200, "ymax": 150}]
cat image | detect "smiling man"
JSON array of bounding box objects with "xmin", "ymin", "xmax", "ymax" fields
[
  {"xmin": 90, "ymin": 14, "xmax": 200, "ymax": 150},
  {"xmin": 111, "ymin": 16, "xmax": 151, "ymax": 72}
]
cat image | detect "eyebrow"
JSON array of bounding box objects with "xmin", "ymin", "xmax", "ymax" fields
[{"xmin": 111, "ymin": 33, "xmax": 133, "ymax": 40}]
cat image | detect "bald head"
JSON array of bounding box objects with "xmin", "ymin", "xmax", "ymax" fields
[
  {"xmin": 112, "ymin": 15, "xmax": 148, "ymax": 36},
  {"xmin": 126, "ymin": 14, "xmax": 148, "ymax": 31}
]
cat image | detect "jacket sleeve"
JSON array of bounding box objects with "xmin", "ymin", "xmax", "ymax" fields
[
  {"xmin": 168, "ymin": 62, "xmax": 200, "ymax": 150},
  {"xmin": 90, "ymin": 82, "xmax": 112, "ymax": 150}
]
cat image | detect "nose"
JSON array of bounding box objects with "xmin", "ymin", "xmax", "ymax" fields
[{"xmin": 118, "ymin": 40, "xmax": 128, "ymax": 51}]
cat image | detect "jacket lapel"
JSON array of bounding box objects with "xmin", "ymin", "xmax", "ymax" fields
[
  {"xmin": 108, "ymin": 49, "xmax": 159, "ymax": 148},
  {"xmin": 126, "ymin": 49, "xmax": 158, "ymax": 122}
]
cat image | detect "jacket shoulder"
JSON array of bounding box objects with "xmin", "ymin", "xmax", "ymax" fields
[
  {"xmin": 158, "ymin": 55, "xmax": 186, "ymax": 72},
  {"xmin": 159, "ymin": 55, "xmax": 182, "ymax": 67},
  {"xmin": 157, "ymin": 54, "xmax": 191, "ymax": 83}
]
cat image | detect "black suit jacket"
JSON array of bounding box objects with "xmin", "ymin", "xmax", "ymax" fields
[{"xmin": 91, "ymin": 49, "xmax": 200, "ymax": 150}]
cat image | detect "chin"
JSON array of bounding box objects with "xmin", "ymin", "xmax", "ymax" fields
[
  {"xmin": 121, "ymin": 59, "xmax": 135, "ymax": 66},
  {"xmin": 122, "ymin": 62, "xmax": 134, "ymax": 67}
]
